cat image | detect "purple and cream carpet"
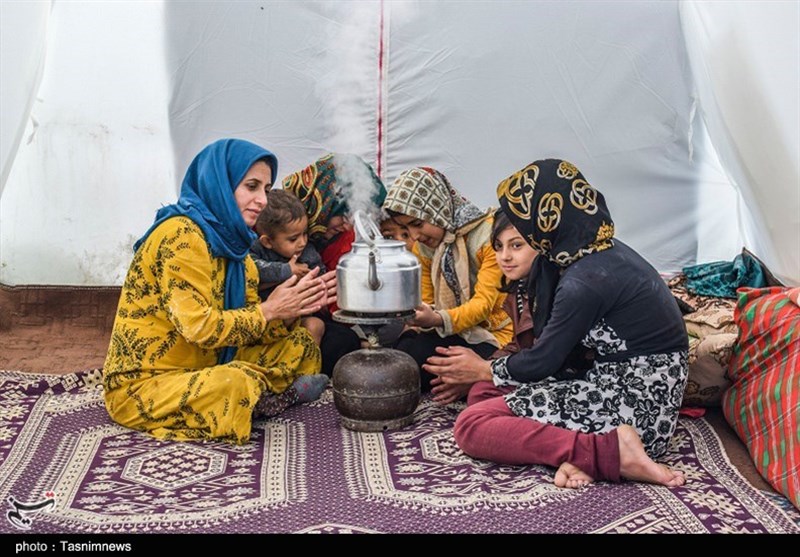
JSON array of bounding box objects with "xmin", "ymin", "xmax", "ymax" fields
[{"xmin": 1, "ymin": 370, "xmax": 798, "ymax": 534}]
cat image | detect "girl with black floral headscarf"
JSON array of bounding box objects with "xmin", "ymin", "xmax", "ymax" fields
[{"xmin": 425, "ymin": 159, "xmax": 689, "ymax": 488}]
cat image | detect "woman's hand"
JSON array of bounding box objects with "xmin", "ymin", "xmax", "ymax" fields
[
  {"xmin": 260, "ymin": 267, "xmax": 326, "ymax": 323},
  {"xmin": 423, "ymin": 345, "xmax": 493, "ymax": 385},
  {"xmin": 410, "ymin": 302, "xmax": 443, "ymax": 328},
  {"xmin": 318, "ymin": 269, "xmax": 338, "ymax": 308}
]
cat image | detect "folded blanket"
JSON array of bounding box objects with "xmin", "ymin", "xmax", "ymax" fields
[
  {"xmin": 669, "ymin": 274, "xmax": 736, "ymax": 407},
  {"xmin": 683, "ymin": 251, "xmax": 767, "ymax": 298}
]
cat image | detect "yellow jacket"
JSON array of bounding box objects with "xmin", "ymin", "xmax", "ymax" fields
[{"xmin": 414, "ymin": 216, "xmax": 513, "ymax": 347}]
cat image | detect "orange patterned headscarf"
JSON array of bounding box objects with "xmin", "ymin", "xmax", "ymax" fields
[{"xmin": 282, "ymin": 153, "xmax": 386, "ymax": 242}]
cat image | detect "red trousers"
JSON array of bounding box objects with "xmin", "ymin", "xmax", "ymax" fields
[{"xmin": 453, "ymin": 381, "xmax": 621, "ymax": 482}]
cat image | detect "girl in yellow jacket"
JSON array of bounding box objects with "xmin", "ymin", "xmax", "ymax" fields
[{"xmin": 383, "ymin": 167, "xmax": 513, "ymax": 404}]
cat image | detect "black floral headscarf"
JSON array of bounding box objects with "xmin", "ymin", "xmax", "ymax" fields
[{"xmin": 496, "ymin": 159, "xmax": 615, "ymax": 336}]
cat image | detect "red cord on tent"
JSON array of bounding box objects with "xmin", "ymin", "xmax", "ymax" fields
[{"xmin": 376, "ymin": 0, "xmax": 385, "ymax": 179}]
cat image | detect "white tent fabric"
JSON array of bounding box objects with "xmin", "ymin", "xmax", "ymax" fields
[
  {"xmin": 680, "ymin": 0, "xmax": 799, "ymax": 286},
  {"xmin": 1, "ymin": 1, "xmax": 174, "ymax": 285},
  {"xmin": 1, "ymin": 0, "xmax": 797, "ymax": 286},
  {"xmin": 0, "ymin": 0, "xmax": 49, "ymax": 198}
]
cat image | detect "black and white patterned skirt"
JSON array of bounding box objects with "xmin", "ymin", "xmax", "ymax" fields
[{"xmin": 501, "ymin": 351, "xmax": 688, "ymax": 458}]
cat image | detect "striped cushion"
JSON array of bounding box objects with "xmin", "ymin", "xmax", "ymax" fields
[{"xmin": 723, "ymin": 287, "xmax": 800, "ymax": 509}]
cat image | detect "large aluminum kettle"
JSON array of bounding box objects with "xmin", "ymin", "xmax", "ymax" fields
[{"xmin": 336, "ymin": 211, "xmax": 421, "ymax": 314}]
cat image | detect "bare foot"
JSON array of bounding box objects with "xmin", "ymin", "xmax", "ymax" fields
[
  {"xmin": 554, "ymin": 462, "xmax": 594, "ymax": 489},
  {"xmin": 617, "ymin": 424, "xmax": 686, "ymax": 487}
]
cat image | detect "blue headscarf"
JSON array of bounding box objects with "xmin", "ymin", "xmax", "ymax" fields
[{"xmin": 134, "ymin": 138, "xmax": 278, "ymax": 364}]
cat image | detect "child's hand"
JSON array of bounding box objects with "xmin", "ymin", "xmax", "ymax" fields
[
  {"xmin": 289, "ymin": 254, "xmax": 311, "ymax": 278},
  {"xmin": 410, "ymin": 303, "xmax": 443, "ymax": 328},
  {"xmin": 429, "ymin": 377, "xmax": 472, "ymax": 405}
]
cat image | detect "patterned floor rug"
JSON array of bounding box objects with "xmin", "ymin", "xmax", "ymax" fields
[{"xmin": 1, "ymin": 370, "xmax": 798, "ymax": 534}]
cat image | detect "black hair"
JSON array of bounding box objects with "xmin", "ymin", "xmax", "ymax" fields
[
  {"xmin": 490, "ymin": 208, "xmax": 513, "ymax": 248},
  {"xmin": 491, "ymin": 208, "xmax": 521, "ymax": 293},
  {"xmin": 255, "ymin": 189, "xmax": 308, "ymax": 237}
]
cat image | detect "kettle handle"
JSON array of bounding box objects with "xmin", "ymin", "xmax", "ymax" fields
[
  {"xmin": 368, "ymin": 250, "xmax": 382, "ymax": 291},
  {"xmin": 353, "ymin": 210, "xmax": 382, "ymax": 248}
]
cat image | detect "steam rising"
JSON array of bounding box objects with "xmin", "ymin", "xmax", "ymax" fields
[
  {"xmin": 309, "ymin": 2, "xmax": 418, "ymax": 229},
  {"xmin": 335, "ymin": 153, "xmax": 384, "ymax": 224},
  {"xmin": 315, "ymin": 3, "xmax": 376, "ymax": 156}
]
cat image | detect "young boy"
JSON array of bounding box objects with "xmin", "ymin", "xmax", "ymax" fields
[
  {"xmin": 250, "ymin": 189, "xmax": 325, "ymax": 346},
  {"xmin": 379, "ymin": 217, "xmax": 415, "ymax": 251}
]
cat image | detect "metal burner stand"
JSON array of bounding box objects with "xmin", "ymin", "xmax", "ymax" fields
[
  {"xmin": 332, "ymin": 310, "xmax": 415, "ymax": 347},
  {"xmin": 331, "ymin": 310, "xmax": 420, "ymax": 432}
]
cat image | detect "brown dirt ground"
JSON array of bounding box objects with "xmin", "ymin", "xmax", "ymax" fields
[
  {"xmin": 0, "ymin": 323, "xmax": 110, "ymax": 373},
  {"xmin": 0, "ymin": 283, "xmax": 773, "ymax": 492},
  {"xmin": 0, "ymin": 284, "xmax": 116, "ymax": 373}
]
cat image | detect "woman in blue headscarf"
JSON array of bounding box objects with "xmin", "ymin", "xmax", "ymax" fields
[{"xmin": 103, "ymin": 139, "xmax": 333, "ymax": 444}]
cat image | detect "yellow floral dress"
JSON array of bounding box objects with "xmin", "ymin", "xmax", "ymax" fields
[{"xmin": 103, "ymin": 216, "xmax": 321, "ymax": 443}]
